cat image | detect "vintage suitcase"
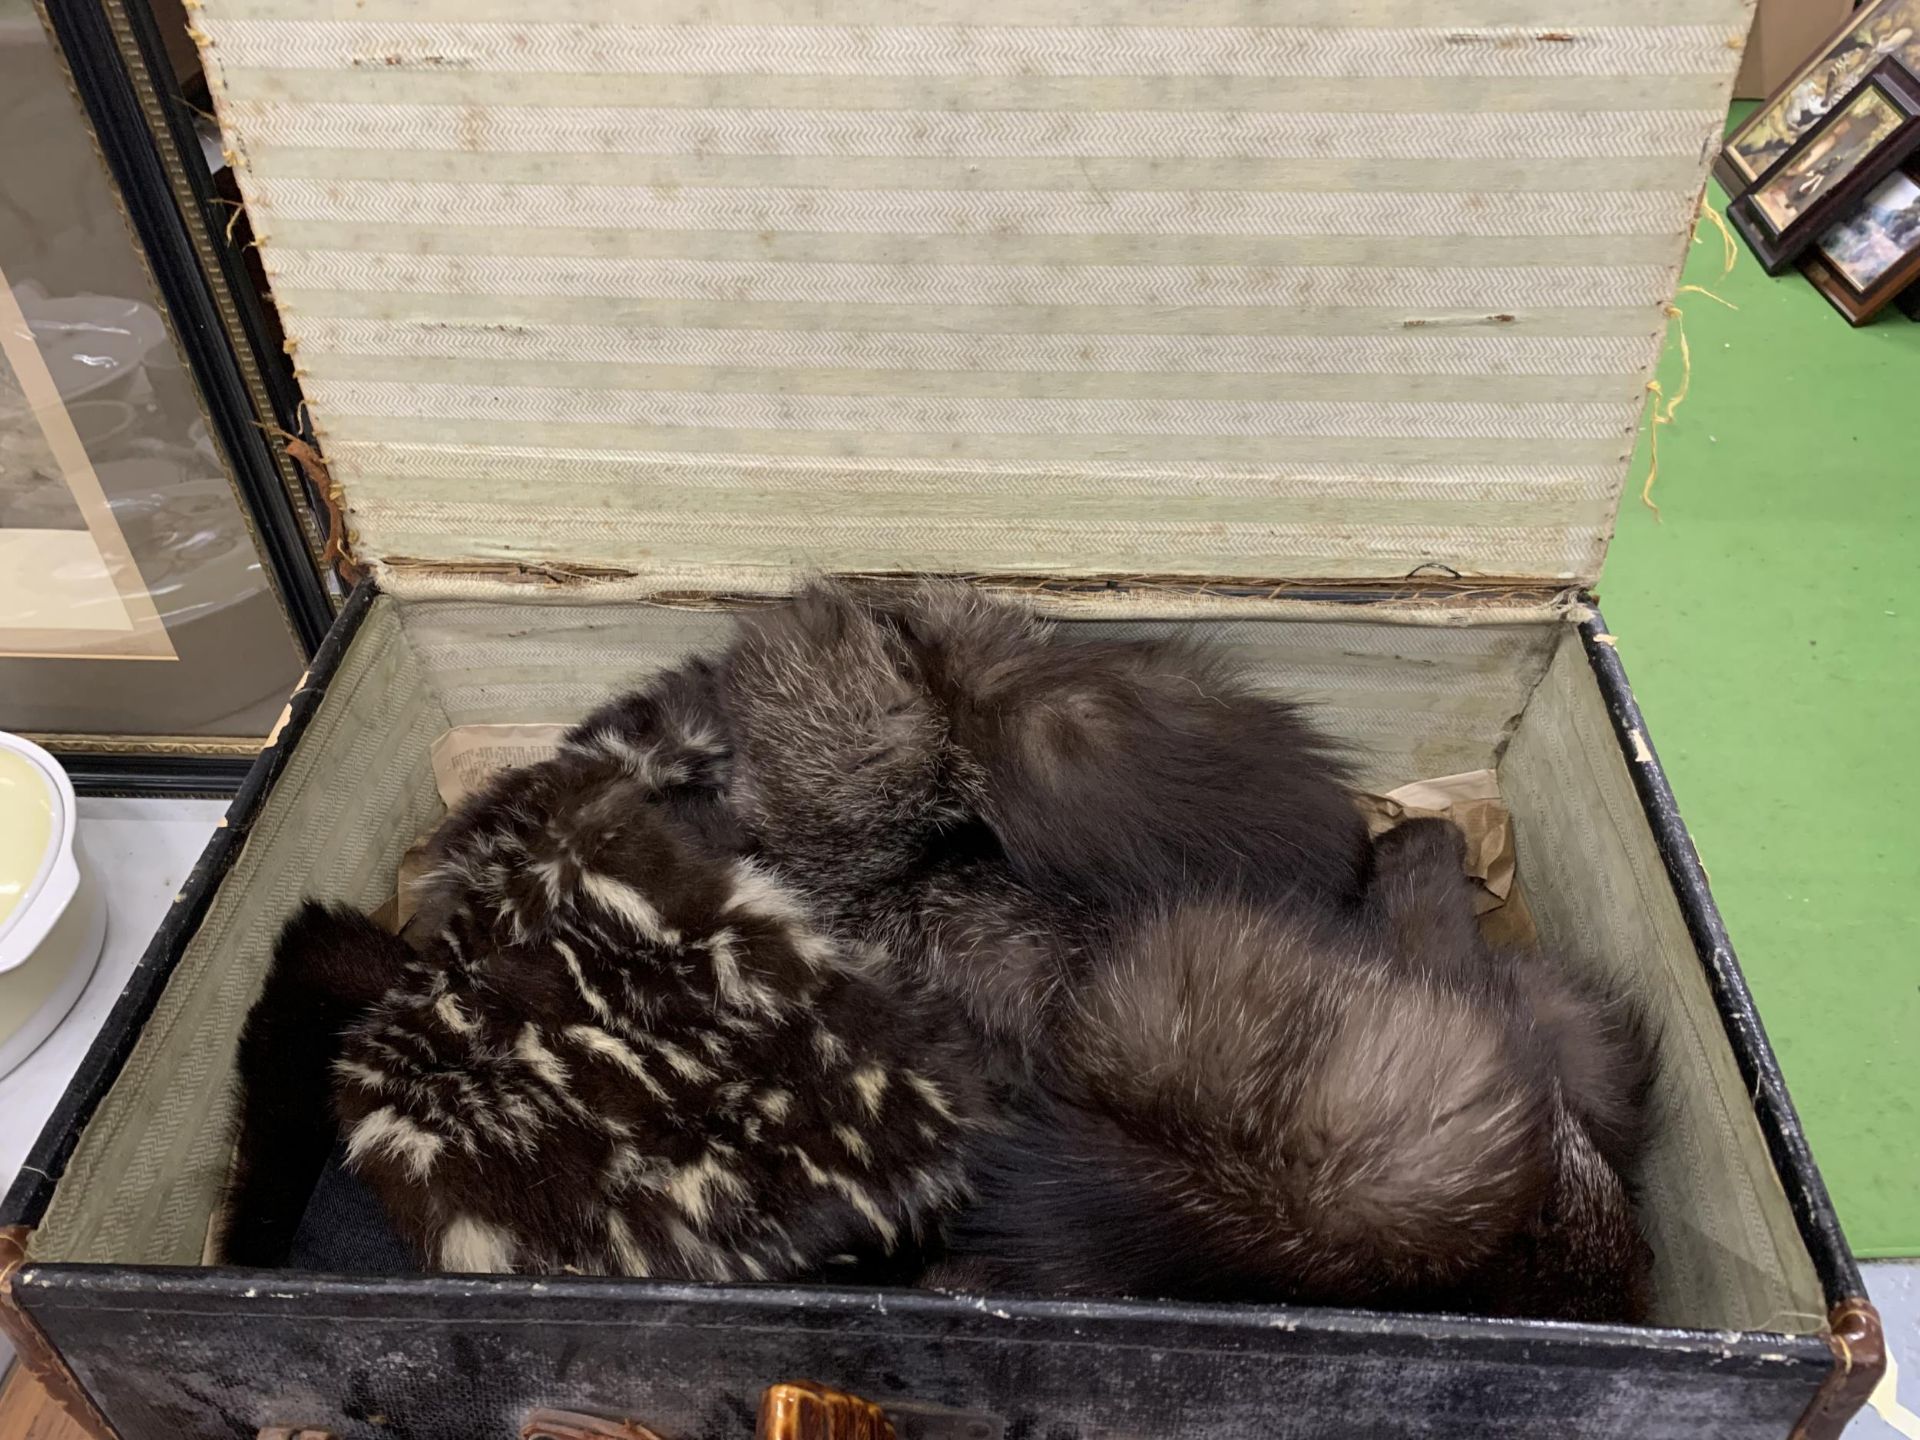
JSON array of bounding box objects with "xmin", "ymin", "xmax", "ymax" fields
[{"xmin": 0, "ymin": 2, "xmax": 1888, "ymax": 1437}]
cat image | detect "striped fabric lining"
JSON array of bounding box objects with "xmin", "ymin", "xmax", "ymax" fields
[
  {"xmin": 292, "ymin": 326, "xmax": 1652, "ymax": 376},
  {"xmin": 226, "ymin": 105, "xmax": 1722, "ymax": 160},
  {"xmin": 197, "ymin": 6, "xmax": 1745, "ymax": 583},
  {"xmin": 253, "ymin": 182, "xmax": 1697, "ymax": 239},
  {"xmin": 202, "ymin": 22, "xmax": 1743, "ymax": 79}
]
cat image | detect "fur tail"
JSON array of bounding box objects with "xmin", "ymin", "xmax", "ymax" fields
[
  {"xmin": 888, "ymin": 582, "xmax": 1370, "ymax": 912},
  {"xmin": 1264, "ymin": 976, "xmax": 1556, "ymax": 1301},
  {"xmin": 1463, "ymin": 1096, "xmax": 1654, "ymax": 1323},
  {"xmin": 216, "ymin": 902, "xmax": 413, "ymax": 1265},
  {"xmin": 945, "ymin": 903, "xmax": 1556, "ymax": 1307}
]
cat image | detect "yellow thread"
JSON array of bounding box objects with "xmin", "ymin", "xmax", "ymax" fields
[
  {"xmin": 1636, "ymin": 277, "xmax": 1724, "ymax": 516},
  {"xmin": 1694, "ymin": 203, "xmax": 1739, "ymax": 279},
  {"xmin": 1641, "ymin": 379, "xmax": 1664, "ymax": 519},
  {"xmin": 1662, "ymin": 305, "xmax": 1694, "ymax": 425},
  {"xmin": 1677, "ymin": 283, "xmax": 1738, "ymax": 310},
  {"xmin": 223, "ymin": 200, "xmax": 245, "ymax": 245}
]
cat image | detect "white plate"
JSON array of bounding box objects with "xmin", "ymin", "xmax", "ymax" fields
[{"xmin": 0, "ymin": 734, "xmax": 105, "ymax": 1079}]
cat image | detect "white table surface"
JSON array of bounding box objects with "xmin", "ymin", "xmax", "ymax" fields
[
  {"xmin": 0, "ymin": 797, "xmax": 1912, "ymax": 1434},
  {"xmin": 0, "ymin": 796, "xmax": 226, "ymax": 1378}
]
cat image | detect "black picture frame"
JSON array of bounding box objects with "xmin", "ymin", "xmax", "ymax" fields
[
  {"xmin": 106, "ymin": 0, "xmax": 332, "ymax": 571},
  {"xmin": 1729, "ymin": 60, "xmax": 1920, "ymax": 276},
  {"xmin": 39, "ymin": 0, "xmax": 337, "ymax": 659}
]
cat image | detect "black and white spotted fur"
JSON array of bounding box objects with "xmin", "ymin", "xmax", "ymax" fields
[{"xmin": 230, "ymin": 665, "xmax": 981, "ymax": 1279}]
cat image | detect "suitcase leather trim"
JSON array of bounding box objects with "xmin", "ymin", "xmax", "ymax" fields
[
  {"xmin": 1579, "ymin": 611, "xmax": 1888, "ymax": 1438},
  {"xmin": 1791, "ymin": 1299, "xmax": 1888, "ymax": 1440},
  {"xmin": 0, "ymin": 1227, "xmax": 117, "ymax": 1440},
  {"xmin": 4, "ymin": 1249, "xmax": 1844, "ymax": 1438}
]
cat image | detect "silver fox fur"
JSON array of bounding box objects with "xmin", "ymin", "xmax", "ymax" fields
[
  {"xmin": 932, "ymin": 819, "xmax": 1653, "ymax": 1320},
  {"xmin": 717, "ymin": 581, "xmax": 1653, "ymax": 1321}
]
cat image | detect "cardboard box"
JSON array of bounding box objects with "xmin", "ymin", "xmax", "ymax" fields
[{"xmin": 1735, "ymin": 0, "xmax": 1858, "ymax": 100}]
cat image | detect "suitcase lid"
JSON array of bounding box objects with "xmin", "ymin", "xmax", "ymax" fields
[{"xmin": 196, "ymin": 2, "xmax": 1747, "ymax": 592}]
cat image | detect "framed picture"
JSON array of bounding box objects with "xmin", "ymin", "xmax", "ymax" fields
[
  {"xmin": 1728, "ymin": 62, "xmax": 1920, "ymax": 275},
  {"xmin": 1717, "ymin": 0, "xmax": 1920, "ymax": 193},
  {"xmin": 1, "ymin": 0, "xmax": 339, "ymax": 793},
  {"xmin": 1801, "ymin": 159, "xmax": 1920, "ymax": 323}
]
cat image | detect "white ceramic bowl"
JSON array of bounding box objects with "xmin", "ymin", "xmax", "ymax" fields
[{"xmin": 0, "ymin": 733, "xmax": 105, "ymax": 1080}]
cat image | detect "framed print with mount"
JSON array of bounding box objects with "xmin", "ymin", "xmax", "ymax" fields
[
  {"xmin": 1800, "ymin": 158, "xmax": 1920, "ymax": 324},
  {"xmin": 2, "ymin": 0, "xmax": 337, "ymax": 791},
  {"xmin": 1716, "ymin": 0, "xmax": 1920, "ymax": 193},
  {"xmin": 1728, "ymin": 61, "xmax": 1920, "ymax": 276}
]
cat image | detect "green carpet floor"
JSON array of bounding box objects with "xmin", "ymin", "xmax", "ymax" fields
[{"xmin": 1599, "ymin": 172, "xmax": 1920, "ymax": 1258}]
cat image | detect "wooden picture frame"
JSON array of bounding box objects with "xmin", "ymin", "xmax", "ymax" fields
[
  {"xmin": 1717, "ymin": 0, "xmax": 1920, "ymax": 193},
  {"xmin": 1729, "ymin": 61, "xmax": 1920, "ymax": 276},
  {"xmin": 1801, "ymin": 159, "xmax": 1920, "ymax": 323}
]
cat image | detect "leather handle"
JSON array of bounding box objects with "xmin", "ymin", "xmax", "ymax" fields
[
  {"xmin": 520, "ymin": 1382, "xmax": 895, "ymax": 1440},
  {"xmin": 757, "ymin": 1382, "xmax": 897, "ymax": 1440}
]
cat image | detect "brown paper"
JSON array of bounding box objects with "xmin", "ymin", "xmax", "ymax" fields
[
  {"xmin": 391, "ymin": 838, "xmax": 438, "ymax": 931},
  {"xmin": 1732, "ymin": 0, "xmax": 1852, "ymax": 100},
  {"xmin": 1356, "ymin": 769, "xmax": 1536, "ymax": 946},
  {"xmin": 428, "ymin": 722, "xmax": 569, "ymax": 809}
]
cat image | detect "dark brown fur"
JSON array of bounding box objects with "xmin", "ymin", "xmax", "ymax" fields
[
  {"xmin": 720, "ymin": 584, "xmax": 963, "ymax": 916},
  {"xmin": 217, "ymin": 903, "xmax": 415, "ymax": 1266},
  {"xmin": 715, "ymin": 580, "xmax": 1369, "ymax": 1064},
  {"xmin": 885, "ymin": 581, "xmax": 1372, "ymax": 914},
  {"xmin": 720, "ymin": 584, "xmax": 1654, "ymax": 1321},
  {"xmin": 934, "ymin": 819, "xmax": 1654, "ymax": 1323},
  {"xmin": 719, "ymin": 585, "xmax": 1084, "ymax": 1067}
]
